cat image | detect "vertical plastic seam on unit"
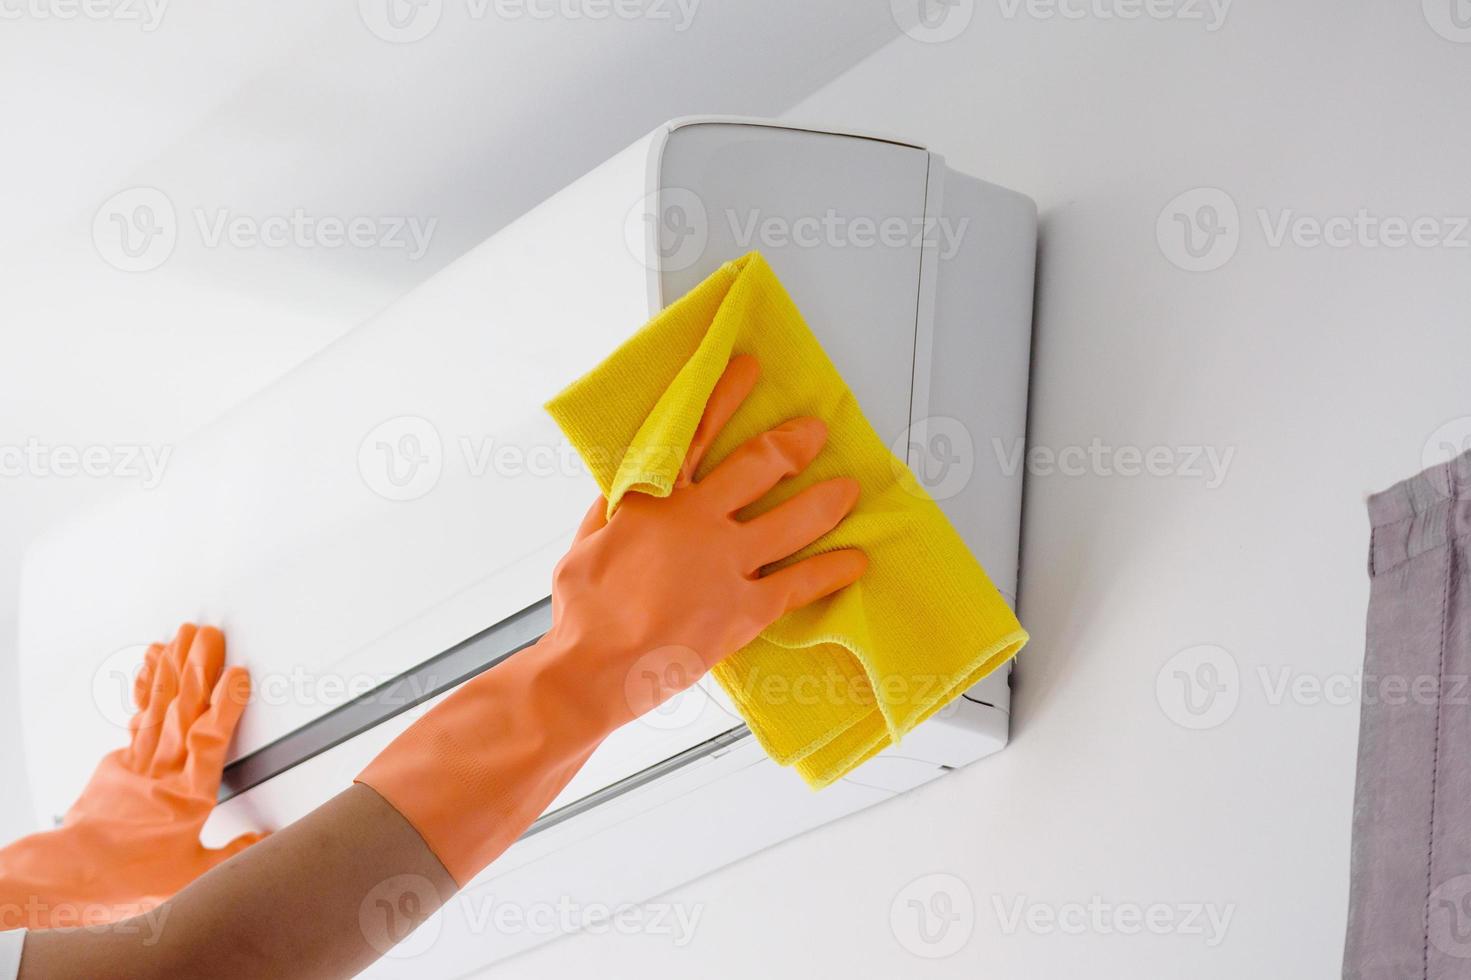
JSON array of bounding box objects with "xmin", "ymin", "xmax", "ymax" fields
[
  {"xmin": 905, "ymin": 151, "xmax": 945, "ymax": 470},
  {"xmin": 644, "ymin": 123, "xmax": 676, "ymax": 314},
  {"xmin": 911, "ymin": 155, "xmax": 1016, "ymax": 735}
]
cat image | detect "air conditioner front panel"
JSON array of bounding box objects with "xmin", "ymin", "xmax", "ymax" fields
[
  {"xmin": 16, "ymin": 120, "xmax": 941, "ymax": 829},
  {"xmin": 656, "ymin": 121, "xmax": 933, "ymax": 444}
]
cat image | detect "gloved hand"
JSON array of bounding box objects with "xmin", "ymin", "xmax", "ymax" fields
[
  {"xmin": 0, "ymin": 624, "xmax": 265, "ymax": 929},
  {"xmin": 358, "ymin": 354, "xmax": 867, "ymax": 886},
  {"xmin": 548, "ymin": 352, "xmax": 868, "ymax": 718}
]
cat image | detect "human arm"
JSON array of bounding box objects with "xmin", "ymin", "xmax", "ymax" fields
[
  {"xmin": 15, "ymin": 354, "xmax": 866, "ymax": 978},
  {"xmin": 0, "ymin": 624, "xmax": 264, "ymax": 931}
]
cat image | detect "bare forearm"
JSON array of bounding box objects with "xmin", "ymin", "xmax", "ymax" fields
[{"xmin": 20, "ymin": 786, "xmax": 453, "ymax": 980}]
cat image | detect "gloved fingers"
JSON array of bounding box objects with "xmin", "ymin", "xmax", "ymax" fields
[
  {"xmin": 697, "ymin": 417, "xmax": 827, "ymax": 513},
  {"xmin": 124, "ymin": 643, "xmax": 164, "ymax": 768},
  {"xmin": 131, "ymin": 643, "xmax": 165, "ymax": 713},
  {"xmin": 755, "ymin": 548, "xmax": 868, "ymax": 620},
  {"xmin": 162, "ymin": 622, "xmax": 198, "ymax": 684},
  {"xmin": 127, "ymin": 633, "xmax": 186, "ymax": 770},
  {"xmin": 151, "ymin": 626, "xmax": 227, "ymax": 775},
  {"xmin": 743, "ymin": 477, "xmax": 861, "ymax": 570},
  {"xmin": 678, "ymin": 354, "xmax": 760, "ymax": 486},
  {"xmin": 182, "ymin": 665, "xmax": 252, "ymax": 796},
  {"xmin": 572, "ymin": 495, "xmax": 608, "ymax": 543}
]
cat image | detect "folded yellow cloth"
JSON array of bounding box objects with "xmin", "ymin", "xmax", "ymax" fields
[{"xmin": 545, "ymin": 252, "xmax": 1027, "ymax": 787}]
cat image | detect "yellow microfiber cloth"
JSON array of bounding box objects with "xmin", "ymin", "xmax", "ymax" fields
[{"xmin": 545, "ymin": 252, "xmax": 1028, "ymax": 787}]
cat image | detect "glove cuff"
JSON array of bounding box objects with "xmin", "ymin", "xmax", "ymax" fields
[{"xmin": 355, "ymin": 634, "xmax": 611, "ymax": 887}]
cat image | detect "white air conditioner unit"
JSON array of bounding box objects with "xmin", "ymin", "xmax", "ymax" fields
[{"xmin": 18, "ymin": 118, "xmax": 1035, "ymax": 976}]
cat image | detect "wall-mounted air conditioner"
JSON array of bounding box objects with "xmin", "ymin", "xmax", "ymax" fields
[{"xmin": 19, "ymin": 118, "xmax": 1035, "ymax": 976}]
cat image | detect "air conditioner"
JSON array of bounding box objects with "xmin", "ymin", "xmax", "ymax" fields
[{"xmin": 19, "ymin": 118, "xmax": 1035, "ymax": 976}]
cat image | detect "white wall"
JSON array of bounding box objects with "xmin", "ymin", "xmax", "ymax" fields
[{"xmin": 486, "ymin": 3, "xmax": 1471, "ymax": 978}]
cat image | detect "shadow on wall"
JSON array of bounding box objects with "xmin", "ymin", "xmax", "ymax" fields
[{"xmin": 1010, "ymin": 207, "xmax": 1129, "ymax": 741}]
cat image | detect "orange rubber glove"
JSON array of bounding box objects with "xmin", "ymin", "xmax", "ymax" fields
[
  {"xmin": 0, "ymin": 624, "xmax": 265, "ymax": 930},
  {"xmin": 358, "ymin": 355, "xmax": 868, "ymax": 886}
]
